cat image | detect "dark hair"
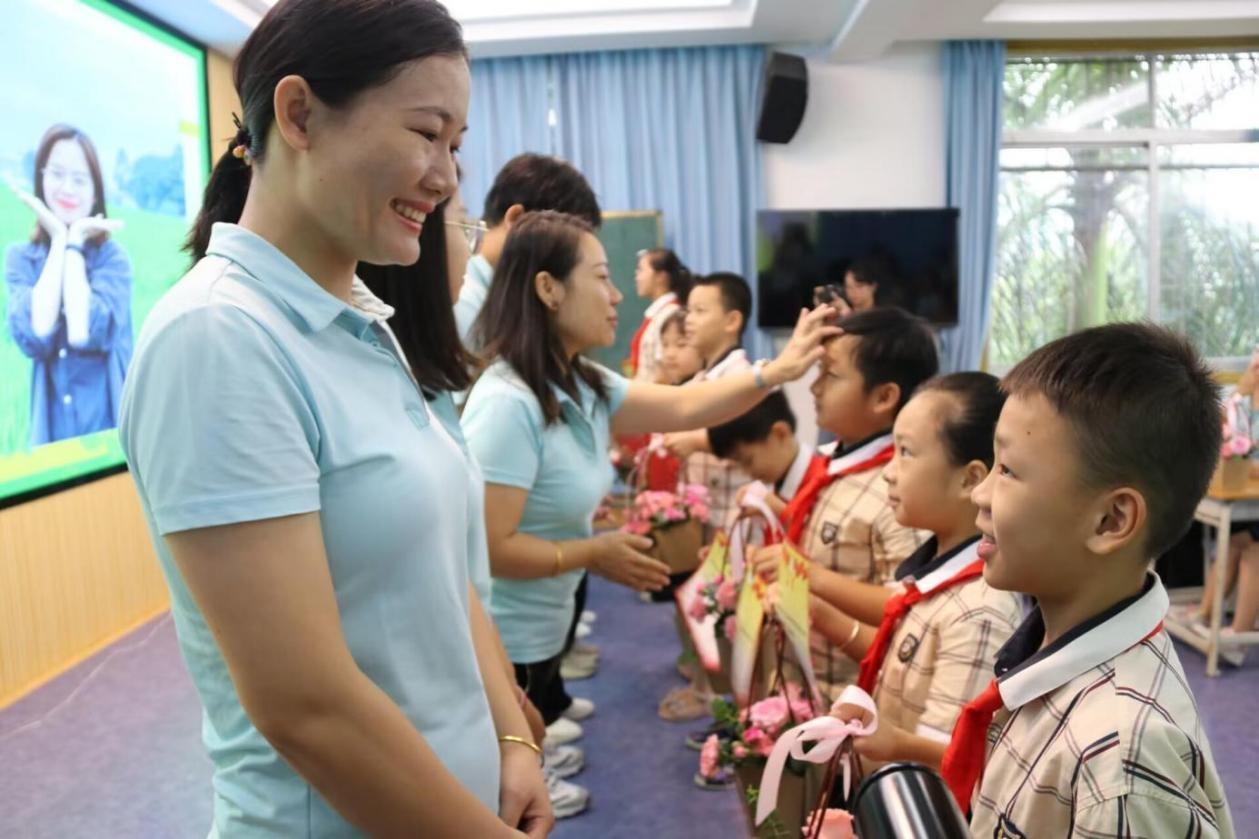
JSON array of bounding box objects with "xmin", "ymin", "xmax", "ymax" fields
[
  {"xmin": 356, "ymin": 197, "xmax": 470, "ymax": 394},
  {"xmin": 692, "ymin": 272, "xmax": 752, "ymax": 338},
  {"xmin": 916, "ymin": 372, "xmax": 1005, "ymax": 469},
  {"xmin": 847, "ymin": 251, "xmax": 899, "ymax": 291},
  {"xmin": 838, "ymin": 307, "xmax": 939, "ymax": 410},
  {"xmin": 709, "ymin": 391, "xmax": 797, "ymax": 460},
  {"xmin": 186, "ymin": 0, "xmax": 466, "ymax": 260},
  {"xmin": 1003, "ymin": 322, "xmax": 1222, "ymax": 558},
  {"xmin": 31, "ymin": 125, "xmax": 107, "ymax": 247},
  {"xmin": 482, "ymin": 153, "xmax": 601, "ymax": 229},
  {"xmin": 641, "ymin": 248, "xmax": 692, "ymax": 300},
  {"xmin": 474, "ymin": 211, "xmax": 607, "ymax": 425},
  {"xmin": 660, "ymin": 308, "xmax": 688, "ymax": 338}
]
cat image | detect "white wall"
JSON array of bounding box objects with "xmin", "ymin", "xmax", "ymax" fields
[
  {"xmin": 761, "ymin": 43, "xmax": 947, "ymax": 211},
  {"xmin": 761, "ymin": 43, "xmax": 947, "ymax": 448}
]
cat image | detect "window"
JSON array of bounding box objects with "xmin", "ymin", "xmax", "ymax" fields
[{"xmin": 991, "ymin": 52, "xmax": 1259, "ymax": 367}]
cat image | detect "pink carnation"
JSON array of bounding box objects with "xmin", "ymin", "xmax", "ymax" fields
[
  {"xmin": 748, "ymin": 696, "xmax": 789, "ymax": 732},
  {"xmin": 732, "ymin": 742, "xmax": 749, "ymax": 761},
  {"xmin": 809, "ymin": 809, "xmax": 855, "ymax": 839},
  {"xmin": 724, "ymin": 616, "xmax": 737, "ymax": 641},
  {"xmin": 690, "ymin": 503, "xmax": 711, "ymax": 523},
  {"xmin": 741, "ymin": 724, "xmax": 775, "ymax": 758},
  {"xmin": 699, "ymin": 734, "xmax": 721, "ymax": 779},
  {"xmin": 688, "ymin": 593, "xmax": 710, "ymax": 621},
  {"xmin": 715, "ymin": 578, "xmax": 739, "ymax": 611}
]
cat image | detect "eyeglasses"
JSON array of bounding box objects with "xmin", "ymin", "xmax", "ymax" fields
[
  {"xmin": 446, "ymin": 218, "xmax": 488, "ymax": 253},
  {"xmin": 42, "ymin": 166, "xmax": 92, "ymax": 191}
]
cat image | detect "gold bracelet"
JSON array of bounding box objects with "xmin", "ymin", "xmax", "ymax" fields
[
  {"xmin": 839, "ymin": 619, "xmax": 861, "ymax": 653},
  {"xmin": 499, "ymin": 735, "xmax": 544, "ymax": 765},
  {"xmin": 553, "ymin": 543, "xmax": 564, "ymax": 577}
]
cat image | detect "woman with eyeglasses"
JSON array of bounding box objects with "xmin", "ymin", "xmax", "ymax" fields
[{"xmin": 5, "ymin": 124, "xmax": 133, "ymax": 446}]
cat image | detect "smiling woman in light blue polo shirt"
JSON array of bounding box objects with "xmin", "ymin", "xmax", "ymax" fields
[
  {"xmin": 462, "ymin": 210, "xmax": 836, "ymax": 741},
  {"xmin": 116, "ymin": 2, "xmax": 549, "ymax": 837}
]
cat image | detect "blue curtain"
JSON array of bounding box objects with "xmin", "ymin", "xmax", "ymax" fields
[
  {"xmin": 553, "ymin": 46, "xmax": 767, "ymax": 356},
  {"xmin": 459, "ymin": 56, "xmax": 556, "ymax": 220},
  {"xmin": 460, "ymin": 45, "xmax": 769, "ymax": 356},
  {"xmin": 937, "ymin": 41, "xmax": 1006, "ymax": 373}
]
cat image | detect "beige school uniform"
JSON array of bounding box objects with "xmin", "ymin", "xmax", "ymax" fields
[
  {"xmin": 971, "ymin": 573, "xmax": 1234, "ymax": 838},
  {"xmin": 872, "ymin": 539, "xmax": 1023, "ymax": 745},
  {"xmin": 685, "ymin": 347, "xmax": 754, "ymax": 533},
  {"xmin": 799, "ymin": 433, "xmax": 929, "ymax": 697}
]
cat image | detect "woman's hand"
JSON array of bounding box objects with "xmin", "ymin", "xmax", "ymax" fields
[
  {"xmin": 590, "ymin": 531, "xmax": 671, "ymax": 591},
  {"xmin": 498, "ymin": 744, "xmax": 554, "ymax": 838},
  {"xmin": 67, "ymin": 214, "xmax": 124, "ymax": 246},
  {"xmin": 6, "ymin": 176, "xmax": 66, "ymax": 243},
  {"xmin": 762, "ymin": 306, "xmax": 842, "ymax": 387}
]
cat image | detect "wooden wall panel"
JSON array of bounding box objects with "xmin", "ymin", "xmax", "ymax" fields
[{"xmin": 0, "ymin": 474, "xmax": 166, "ymax": 707}]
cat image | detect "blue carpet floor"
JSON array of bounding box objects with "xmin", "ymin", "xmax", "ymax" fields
[{"xmin": 0, "ymin": 576, "xmax": 1255, "ymax": 837}]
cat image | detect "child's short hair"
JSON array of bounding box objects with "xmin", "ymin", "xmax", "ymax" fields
[
  {"xmin": 660, "ymin": 309, "xmax": 687, "ymax": 338},
  {"xmin": 1003, "ymin": 322, "xmax": 1221, "ymax": 557},
  {"xmin": 708, "ymin": 391, "xmax": 796, "ymax": 459},
  {"xmin": 917, "ymin": 372, "xmax": 1006, "ymax": 469},
  {"xmin": 693, "ymin": 272, "xmax": 752, "ymax": 337},
  {"xmin": 838, "ymin": 307, "xmax": 939, "ymax": 410}
]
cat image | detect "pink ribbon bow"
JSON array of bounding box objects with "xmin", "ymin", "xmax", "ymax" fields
[{"xmin": 754, "ymin": 685, "xmax": 879, "ymax": 827}]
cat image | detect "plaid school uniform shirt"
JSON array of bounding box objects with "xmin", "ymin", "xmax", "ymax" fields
[
  {"xmin": 872, "ymin": 538, "xmax": 1024, "ymax": 745},
  {"xmin": 800, "ymin": 432, "xmax": 929, "ymax": 695},
  {"xmin": 971, "ymin": 573, "xmax": 1234, "ymax": 838},
  {"xmin": 632, "ymin": 292, "xmax": 680, "ymax": 383},
  {"xmin": 685, "ymin": 347, "xmax": 754, "ymax": 531}
]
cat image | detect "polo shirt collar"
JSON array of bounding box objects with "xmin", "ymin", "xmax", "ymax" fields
[
  {"xmin": 644, "ymin": 291, "xmax": 678, "ymax": 320},
  {"xmin": 777, "ymin": 443, "xmax": 813, "ymax": 499},
  {"xmin": 895, "ymin": 536, "xmax": 982, "ymax": 593},
  {"xmin": 827, "ymin": 431, "xmax": 893, "ymax": 476},
  {"xmin": 993, "ymin": 572, "xmax": 1168, "ymax": 710},
  {"xmin": 205, "ymin": 223, "xmax": 357, "ymax": 334}
]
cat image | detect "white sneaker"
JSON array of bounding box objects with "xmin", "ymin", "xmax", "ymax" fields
[
  {"xmin": 545, "ymin": 768, "xmax": 590, "ymax": 819},
  {"xmin": 575, "ymin": 622, "xmax": 593, "ymax": 640},
  {"xmin": 570, "ymin": 641, "xmax": 600, "ymax": 659},
  {"xmin": 544, "ymin": 716, "xmax": 584, "ymax": 748},
  {"xmin": 581, "ymin": 609, "xmax": 598, "ymax": 625},
  {"xmin": 560, "ymin": 655, "xmax": 597, "ymax": 681},
  {"xmin": 544, "ymin": 743, "xmax": 585, "ymax": 779},
  {"xmin": 563, "ymin": 697, "xmax": 595, "ymax": 721}
]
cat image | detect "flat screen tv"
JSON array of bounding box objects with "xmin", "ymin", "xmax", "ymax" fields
[
  {"xmin": 756, "ymin": 208, "xmax": 959, "ymax": 328},
  {"xmin": 0, "ymin": 0, "xmax": 209, "ymax": 507}
]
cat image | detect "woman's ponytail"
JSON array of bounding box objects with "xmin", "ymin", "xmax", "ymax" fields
[{"xmin": 184, "ymin": 137, "xmax": 252, "ymax": 262}]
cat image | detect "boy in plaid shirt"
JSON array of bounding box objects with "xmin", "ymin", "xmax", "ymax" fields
[
  {"xmin": 820, "ymin": 373, "xmax": 1023, "ymax": 772},
  {"xmin": 941, "ymin": 323, "xmax": 1234, "ymax": 837},
  {"xmin": 754, "ymin": 308, "xmax": 938, "ymax": 698},
  {"xmin": 663, "ymin": 272, "xmax": 756, "ymax": 533}
]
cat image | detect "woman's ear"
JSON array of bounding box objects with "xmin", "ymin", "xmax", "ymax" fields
[
  {"xmin": 534, "ymin": 270, "xmax": 563, "ymax": 312},
  {"xmin": 272, "ymin": 75, "xmax": 315, "ymax": 152}
]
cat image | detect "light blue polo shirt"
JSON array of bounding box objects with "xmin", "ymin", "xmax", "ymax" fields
[
  {"xmin": 118, "ymin": 223, "xmax": 499, "ymax": 837},
  {"xmin": 453, "ymin": 253, "xmax": 492, "ymax": 349},
  {"xmin": 461, "ymin": 358, "xmax": 629, "ymax": 664}
]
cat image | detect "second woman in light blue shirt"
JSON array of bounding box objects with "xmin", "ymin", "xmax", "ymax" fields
[{"xmin": 462, "ymin": 210, "xmax": 838, "ymax": 735}]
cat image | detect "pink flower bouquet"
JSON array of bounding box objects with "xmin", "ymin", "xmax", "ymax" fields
[
  {"xmin": 689, "ymin": 572, "xmax": 739, "ymax": 641},
  {"xmin": 622, "ymin": 484, "xmax": 711, "ymax": 575}
]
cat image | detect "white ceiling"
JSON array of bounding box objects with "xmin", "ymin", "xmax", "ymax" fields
[{"xmin": 126, "ymin": 0, "xmax": 1259, "ymax": 60}]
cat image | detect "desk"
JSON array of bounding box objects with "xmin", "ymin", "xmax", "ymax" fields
[{"xmin": 1166, "ymin": 478, "xmax": 1259, "ymax": 676}]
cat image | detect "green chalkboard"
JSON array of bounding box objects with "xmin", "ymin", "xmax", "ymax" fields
[{"xmin": 589, "ymin": 211, "xmax": 665, "ymax": 373}]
